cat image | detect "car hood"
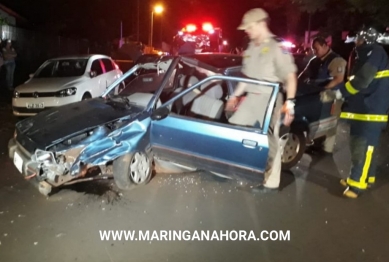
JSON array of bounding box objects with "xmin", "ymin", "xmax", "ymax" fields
[
  {"xmin": 15, "ymin": 97, "xmax": 144, "ymax": 150},
  {"xmin": 16, "ymin": 77, "xmax": 88, "ymax": 92}
]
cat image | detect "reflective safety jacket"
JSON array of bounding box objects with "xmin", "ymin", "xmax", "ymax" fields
[{"xmin": 339, "ymin": 43, "xmax": 389, "ymax": 125}]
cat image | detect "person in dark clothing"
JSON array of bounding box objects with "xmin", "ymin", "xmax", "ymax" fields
[
  {"xmin": 299, "ymin": 37, "xmax": 347, "ymax": 153},
  {"xmin": 299, "ymin": 37, "xmax": 347, "ymax": 90},
  {"xmin": 336, "ymin": 27, "xmax": 389, "ymax": 198},
  {"xmin": 2, "ymin": 40, "xmax": 17, "ymax": 90}
]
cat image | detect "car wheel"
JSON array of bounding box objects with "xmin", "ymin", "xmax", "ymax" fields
[
  {"xmin": 82, "ymin": 93, "xmax": 92, "ymax": 100},
  {"xmin": 279, "ymin": 126, "xmax": 306, "ymax": 170},
  {"xmin": 113, "ymin": 152, "xmax": 152, "ymax": 190}
]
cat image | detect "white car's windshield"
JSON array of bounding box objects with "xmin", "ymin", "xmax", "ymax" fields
[{"xmin": 34, "ymin": 59, "xmax": 88, "ymax": 78}]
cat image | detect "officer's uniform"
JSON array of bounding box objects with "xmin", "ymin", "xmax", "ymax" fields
[
  {"xmin": 229, "ymin": 34, "xmax": 297, "ymax": 189},
  {"xmin": 339, "ymin": 28, "xmax": 389, "ymax": 197},
  {"xmin": 302, "ymin": 50, "xmax": 347, "ymax": 152}
]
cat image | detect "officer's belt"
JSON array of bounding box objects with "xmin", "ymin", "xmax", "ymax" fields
[
  {"xmin": 348, "ymin": 70, "xmax": 389, "ymax": 80},
  {"xmin": 340, "ymin": 112, "xmax": 388, "ymax": 122}
]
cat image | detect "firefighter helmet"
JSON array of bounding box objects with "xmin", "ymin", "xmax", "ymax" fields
[{"xmin": 345, "ymin": 27, "xmax": 379, "ymax": 44}]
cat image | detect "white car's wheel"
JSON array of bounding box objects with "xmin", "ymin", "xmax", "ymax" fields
[{"xmin": 82, "ymin": 93, "xmax": 92, "ymax": 100}]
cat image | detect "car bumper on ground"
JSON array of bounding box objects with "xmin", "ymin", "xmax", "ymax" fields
[{"xmin": 12, "ymin": 96, "xmax": 79, "ymax": 116}]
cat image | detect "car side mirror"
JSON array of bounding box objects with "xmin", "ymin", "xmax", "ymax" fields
[
  {"xmin": 151, "ymin": 106, "xmax": 170, "ymax": 121},
  {"xmin": 90, "ymin": 71, "xmax": 97, "ymax": 78},
  {"xmin": 29, "ymin": 74, "xmax": 34, "ymax": 78}
]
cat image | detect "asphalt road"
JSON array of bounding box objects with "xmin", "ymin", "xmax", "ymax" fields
[{"xmin": 0, "ymin": 91, "xmax": 389, "ymax": 262}]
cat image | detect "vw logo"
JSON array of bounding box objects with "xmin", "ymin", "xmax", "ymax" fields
[{"xmin": 33, "ymin": 92, "xmax": 39, "ymax": 98}]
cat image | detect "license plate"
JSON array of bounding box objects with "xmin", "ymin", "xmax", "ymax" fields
[
  {"xmin": 26, "ymin": 103, "xmax": 44, "ymax": 109},
  {"xmin": 13, "ymin": 151, "xmax": 23, "ymax": 174}
]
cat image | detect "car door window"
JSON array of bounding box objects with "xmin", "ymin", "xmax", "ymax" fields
[
  {"xmin": 168, "ymin": 75, "xmax": 277, "ymax": 132},
  {"xmin": 91, "ymin": 60, "xmax": 104, "ymax": 76},
  {"xmin": 102, "ymin": 58, "xmax": 114, "ymax": 73}
]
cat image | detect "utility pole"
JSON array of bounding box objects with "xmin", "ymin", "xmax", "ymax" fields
[
  {"xmin": 120, "ymin": 21, "xmax": 123, "ymax": 48},
  {"xmin": 150, "ymin": 11, "xmax": 154, "ymax": 47}
]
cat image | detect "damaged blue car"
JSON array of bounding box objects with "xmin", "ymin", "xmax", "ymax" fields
[{"xmin": 8, "ymin": 56, "xmax": 281, "ymax": 196}]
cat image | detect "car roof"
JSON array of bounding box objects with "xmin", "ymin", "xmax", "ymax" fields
[{"xmin": 49, "ymin": 54, "xmax": 111, "ymax": 60}]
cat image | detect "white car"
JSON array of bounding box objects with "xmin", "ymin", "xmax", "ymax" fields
[{"xmin": 12, "ymin": 54, "xmax": 123, "ymax": 116}]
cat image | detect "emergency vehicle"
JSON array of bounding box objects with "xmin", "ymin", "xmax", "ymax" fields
[{"xmin": 172, "ymin": 22, "xmax": 225, "ymax": 53}]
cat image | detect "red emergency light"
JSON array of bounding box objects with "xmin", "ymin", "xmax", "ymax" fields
[
  {"xmin": 202, "ymin": 22, "xmax": 213, "ymax": 32},
  {"xmin": 185, "ymin": 24, "xmax": 197, "ymax": 33},
  {"xmin": 282, "ymin": 41, "xmax": 296, "ymax": 48}
]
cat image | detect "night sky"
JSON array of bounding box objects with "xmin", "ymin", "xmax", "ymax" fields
[{"xmin": 1, "ymin": 0, "xmax": 310, "ymax": 48}]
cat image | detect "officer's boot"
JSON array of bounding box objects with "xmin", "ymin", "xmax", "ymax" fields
[{"xmin": 343, "ymin": 186, "xmax": 362, "ymax": 199}]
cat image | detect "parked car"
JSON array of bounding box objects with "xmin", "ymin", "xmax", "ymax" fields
[
  {"xmin": 8, "ymin": 54, "xmax": 337, "ymax": 196},
  {"xmin": 12, "ymin": 54, "xmax": 123, "ymax": 117}
]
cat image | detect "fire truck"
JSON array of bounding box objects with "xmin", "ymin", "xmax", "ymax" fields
[{"xmin": 172, "ymin": 22, "xmax": 225, "ymax": 54}]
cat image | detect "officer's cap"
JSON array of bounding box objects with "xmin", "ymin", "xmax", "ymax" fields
[{"xmin": 238, "ymin": 8, "xmax": 269, "ymax": 30}]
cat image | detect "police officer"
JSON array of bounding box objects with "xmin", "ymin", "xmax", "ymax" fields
[
  {"xmin": 299, "ymin": 36, "xmax": 347, "ymax": 153},
  {"xmin": 336, "ymin": 27, "xmax": 389, "ymax": 198},
  {"xmin": 226, "ymin": 8, "xmax": 297, "ymax": 193}
]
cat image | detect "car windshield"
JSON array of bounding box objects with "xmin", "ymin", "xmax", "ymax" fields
[
  {"xmin": 105, "ymin": 57, "xmax": 178, "ymax": 109},
  {"xmin": 34, "ymin": 59, "xmax": 88, "ymax": 78}
]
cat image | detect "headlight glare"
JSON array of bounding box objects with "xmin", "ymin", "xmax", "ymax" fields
[{"xmin": 57, "ymin": 87, "xmax": 77, "ymax": 97}]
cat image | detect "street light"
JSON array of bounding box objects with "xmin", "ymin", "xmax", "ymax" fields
[{"xmin": 149, "ymin": 5, "xmax": 164, "ymax": 48}]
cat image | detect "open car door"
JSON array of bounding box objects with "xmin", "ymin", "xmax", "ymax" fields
[{"xmin": 150, "ymin": 74, "xmax": 280, "ymax": 183}]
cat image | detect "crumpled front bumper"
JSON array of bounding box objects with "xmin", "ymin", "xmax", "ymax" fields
[{"xmin": 8, "ymin": 138, "xmax": 38, "ymax": 177}]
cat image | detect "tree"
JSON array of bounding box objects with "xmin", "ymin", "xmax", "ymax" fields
[
  {"xmin": 347, "ymin": 0, "xmax": 389, "ymax": 27},
  {"xmin": 256, "ymin": 0, "xmax": 328, "ymax": 37}
]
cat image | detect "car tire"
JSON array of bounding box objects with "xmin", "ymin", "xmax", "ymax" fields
[
  {"xmin": 113, "ymin": 152, "xmax": 152, "ymax": 190},
  {"xmin": 82, "ymin": 93, "xmax": 92, "ymax": 100},
  {"xmin": 280, "ymin": 126, "xmax": 306, "ymax": 170}
]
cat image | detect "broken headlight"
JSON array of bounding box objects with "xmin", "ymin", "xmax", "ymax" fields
[{"xmin": 34, "ymin": 149, "xmax": 56, "ymax": 164}]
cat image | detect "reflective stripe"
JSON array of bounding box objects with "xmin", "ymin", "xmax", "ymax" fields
[
  {"xmin": 348, "ymin": 70, "xmax": 389, "ymax": 80},
  {"xmin": 340, "ymin": 112, "xmax": 388, "ymax": 122},
  {"xmin": 347, "ymin": 146, "xmax": 374, "ymax": 190},
  {"xmin": 345, "ymin": 81, "xmax": 359, "ymax": 94},
  {"xmin": 375, "ymin": 70, "xmax": 389, "ymax": 78},
  {"xmin": 368, "ymin": 177, "xmax": 375, "ymax": 183}
]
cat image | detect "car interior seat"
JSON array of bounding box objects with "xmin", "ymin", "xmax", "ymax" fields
[
  {"xmin": 190, "ymin": 95, "xmax": 224, "ymax": 120},
  {"xmin": 180, "ymin": 75, "xmax": 200, "ymax": 106},
  {"xmin": 127, "ymin": 93, "xmax": 161, "ymax": 108},
  {"xmin": 199, "ymin": 81, "xmax": 223, "ymax": 100}
]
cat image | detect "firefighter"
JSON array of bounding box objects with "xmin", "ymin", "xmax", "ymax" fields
[
  {"xmin": 336, "ymin": 27, "xmax": 389, "ymax": 198},
  {"xmin": 299, "ymin": 36, "xmax": 347, "ymax": 153}
]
